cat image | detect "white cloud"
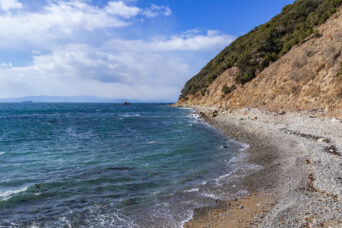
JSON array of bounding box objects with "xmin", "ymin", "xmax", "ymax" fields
[
  {"xmin": 105, "ymin": 30, "xmax": 234, "ymax": 51},
  {"xmin": 153, "ymin": 30, "xmax": 234, "ymax": 51},
  {"xmin": 0, "ymin": 1, "xmax": 173, "ymax": 49},
  {"xmin": 0, "ymin": 1, "xmax": 234, "ymax": 101},
  {"xmin": 0, "ymin": 1, "xmax": 132, "ymax": 48},
  {"xmin": 0, "ymin": 29, "xmax": 234, "ymax": 100},
  {"xmin": 105, "ymin": 1, "xmax": 140, "ymax": 18},
  {"xmin": 0, "ymin": 62, "xmax": 12, "ymax": 68},
  {"xmin": 0, "ymin": 0, "xmax": 22, "ymax": 11},
  {"xmin": 142, "ymin": 4, "xmax": 172, "ymax": 18},
  {"xmin": 0, "ymin": 43, "xmax": 190, "ymax": 98}
]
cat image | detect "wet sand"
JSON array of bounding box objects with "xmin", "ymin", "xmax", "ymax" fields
[{"xmin": 185, "ymin": 193, "xmax": 275, "ymax": 228}]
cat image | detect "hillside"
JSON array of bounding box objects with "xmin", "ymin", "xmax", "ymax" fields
[{"xmin": 177, "ymin": 0, "xmax": 342, "ymax": 118}]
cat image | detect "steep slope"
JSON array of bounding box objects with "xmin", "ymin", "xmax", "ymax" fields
[{"xmin": 177, "ymin": 0, "xmax": 342, "ymax": 118}]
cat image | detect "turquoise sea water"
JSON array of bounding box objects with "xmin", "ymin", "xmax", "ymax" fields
[{"xmin": 0, "ymin": 103, "xmax": 245, "ymax": 227}]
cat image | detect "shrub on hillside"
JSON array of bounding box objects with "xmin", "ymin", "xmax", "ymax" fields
[{"xmin": 222, "ymin": 85, "xmax": 237, "ymax": 94}]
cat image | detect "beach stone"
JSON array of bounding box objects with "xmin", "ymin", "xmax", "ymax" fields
[
  {"xmin": 276, "ymin": 124, "xmax": 287, "ymax": 130},
  {"xmin": 209, "ymin": 113, "xmax": 217, "ymax": 118},
  {"xmin": 278, "ymin": 110, "xmax": 286, "ymax": 115},
  {"xmin": 331, "ymin": 118, "xmax": 340, "ymax": 123},
  {"xmin": 317, "ymin": 138, "xmax": 325, "ymax": 142}
]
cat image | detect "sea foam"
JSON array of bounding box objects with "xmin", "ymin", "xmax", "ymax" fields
[
  {"xmin": 0, "ymin": 186, "xmax": 29, "ymax": 201},
  {"xmin": 183, "ymin": 188, "xmax": 200, "ymax": 193}
]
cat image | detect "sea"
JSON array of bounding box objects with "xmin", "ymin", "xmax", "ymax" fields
[{"xmin": 0, "ymin": 103, "xmax": 255, "ymax": 227}]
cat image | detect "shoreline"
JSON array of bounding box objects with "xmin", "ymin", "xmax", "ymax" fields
[{"xmin": 184, "ymin": 107, "xmax": 342, "ymax": 227}]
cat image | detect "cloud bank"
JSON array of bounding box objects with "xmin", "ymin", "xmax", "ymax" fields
[
  {"xmin": 0, "ymin": 0, "xmax": 22, "ymax": 11},
  {"xmin": 0, "ymin": 0, "xmax": 234, "ymax": 101}
]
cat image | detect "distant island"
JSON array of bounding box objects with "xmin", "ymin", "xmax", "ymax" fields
[{"xmin": 0, "ymin": 96, "xmax": 173, "ymax": 103}]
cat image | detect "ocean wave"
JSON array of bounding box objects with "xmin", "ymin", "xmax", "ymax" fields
[
  {"xmin": 179, "ymin": 210, "xmax": 194, "ymax": 228},
  {"xmin": 186, "ymin": 113, "xmax": 200, "ymax": 120},
  {"xmin": 183, "ymin": 188, "xmax": 199, "ymax": 193},
  {"xmin": 0, "ymin": 186, "xmax": 29, "ymax": 201},
  {"xmin": 224, "ymin": 138, "xmax": 250, "ymax": 152},
  {"xmin": 191, "ymin": 113, "xmax": 200, "ymax": 119},
  {"xmin": 201, "ymin": 192, "xmax": 221, "ymax": 200},
  {"xmin": 0, "ymin": 152, "xmax": 5, "ymax": 155},
  {"xmin": 216, "ymin": 172, "xmax": 233, "ymax": 181},
  {"xmin": 120, "ymin": 113, "xmax": 141, "ymax": 118},
  {"xmin": 216, "ymin": 152, "xmax": 261, "ymax": 182},
  {"xmin": 57, "ymin": 207, "xmax": 139, "ymax": 228},
  {"xmin": 187, "ymin": 114, "xmax": 206, "ymax": 126},
  {"xmin": 177, "ymin": 107, "xmax": 193, "ymax": 110},
  {"xmin": 239, "ymin": 143, "xmax": 250, "ymax": 151}
]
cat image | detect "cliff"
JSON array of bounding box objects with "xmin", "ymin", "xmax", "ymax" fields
[{"xmin": 176, "ymin": 0, "xmax": 342, "ymax": 118}]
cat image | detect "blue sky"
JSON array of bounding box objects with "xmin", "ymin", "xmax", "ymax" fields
[{"xmin": 0, "ymin": 0, "xmax": 295, "ymax": 101}]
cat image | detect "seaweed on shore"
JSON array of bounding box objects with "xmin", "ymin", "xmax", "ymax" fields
[
  {"xmin": 324, "ymin": 145, "xmax": 341, "ymax": 156},
  {"xmin": 286, "ymin": 130, "xmax": 331, "ymax": 143}
]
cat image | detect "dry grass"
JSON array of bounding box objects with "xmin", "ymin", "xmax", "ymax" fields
[
  {"xmin": 334, "ymin": 31, "xmax": 342, "ymax": 41},
  {"xmin": 289, "ymin": 67, "xmax": 313, "ymax": 82}
]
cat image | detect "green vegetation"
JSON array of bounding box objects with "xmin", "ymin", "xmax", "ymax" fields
[
  {"xmin": 222, "ymin": 84, "xmax": 236, "ymax": 94},
  {"xmin": 181, "ymin": 0, "xmax": 342, "ymax": 98},
  {"xmin": 336, "ymin": 63, "xmax": 342, "ymax": 77}
]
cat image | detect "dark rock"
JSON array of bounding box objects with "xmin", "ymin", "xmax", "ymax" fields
[
  {"xmin": 278, "ymin": 110, "xmax": 286, "ymax": 115},
  {"xmin": 199, "ymin": 112, "xmax": 207, "ymax": 119},
  {"xmin": 324, "ymin": 145, "xmax": 341, "ymax": 156},
  {"xmin": 123, "ymin": 102, "xmax": 131, "ymax": 106}
]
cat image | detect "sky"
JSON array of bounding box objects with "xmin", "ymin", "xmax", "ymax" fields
[{"xmin": 0, "ymin": 0, "xmax": 295, "ymax": 102}]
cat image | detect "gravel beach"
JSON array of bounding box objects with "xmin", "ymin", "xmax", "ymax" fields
[{"xmin": 184, "ymin": 107, "xmax": 342, "ymax": 227}]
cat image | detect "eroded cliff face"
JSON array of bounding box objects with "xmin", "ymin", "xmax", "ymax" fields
[{"xmin": 177, "ymin": 7, "xmax": 342, "ymax": 118}]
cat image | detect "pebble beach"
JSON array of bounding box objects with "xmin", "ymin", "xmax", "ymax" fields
[{"xmin": 184, "ymin": 107, "xmax": 342, "ymax": 227}]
